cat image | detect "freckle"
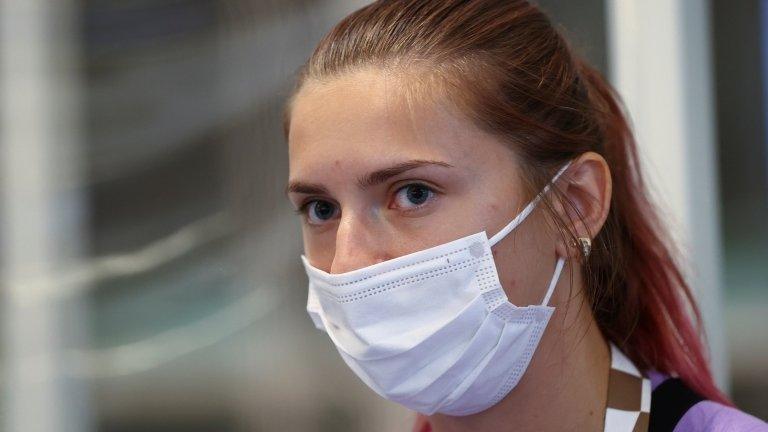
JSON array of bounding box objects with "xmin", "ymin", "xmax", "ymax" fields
[
  {"xmin": 490, "ymin": 203, "xmax": 499, "ymax": 212},
  {"xmin": 334, "ymin": 160, "xmax": 341, "ymax": 167}
]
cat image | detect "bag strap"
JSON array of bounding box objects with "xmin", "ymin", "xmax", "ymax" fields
[{"xmin": 649, "ymin": 378, "xmax": 705, "ymax": 431}]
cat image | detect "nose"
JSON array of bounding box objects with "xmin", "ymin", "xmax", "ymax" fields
[{"xmin": 330, "ymin": 211, "xmax": 392, "ymax": 274}]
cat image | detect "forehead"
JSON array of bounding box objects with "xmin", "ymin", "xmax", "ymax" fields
[{"xmin": 287, "ymin": 68, "xmax": 512, "ymax": 178}]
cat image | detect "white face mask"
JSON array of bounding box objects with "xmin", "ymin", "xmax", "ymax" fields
[{"xmin": 301, "ymin": 161, "xmax": 572, "ymax": 416}]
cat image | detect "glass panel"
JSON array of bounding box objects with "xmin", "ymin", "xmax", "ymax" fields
[
  {"xmin": 712, "ymin": 0, "xmax": 768, "ymax": 419},
  {"xmin": 82, "ymin": 1, "xmax": 410, "ymax": 430}
]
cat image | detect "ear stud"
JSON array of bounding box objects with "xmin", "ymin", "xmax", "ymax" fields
[
  {"xmin": 570, "ymin": 237, "xmax": 592, "ymax": 258},
  {"xmin": 578, "ymin": 237, "xmax": 591, "ymax": 258}
]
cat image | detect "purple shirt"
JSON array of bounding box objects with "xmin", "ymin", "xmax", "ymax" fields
[{"xmin": 647, "ymin": 371, "xmax": 768, "ymax": 431}]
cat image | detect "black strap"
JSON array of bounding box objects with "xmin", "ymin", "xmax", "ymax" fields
[{"xmin": 649, "ymin": 378, "xmax": 706, "ymax": 432}]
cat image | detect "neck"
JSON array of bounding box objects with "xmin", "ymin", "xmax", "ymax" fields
[{"xmin": 426, "ymin": 276, "xmax": 611, "ymax": 432}]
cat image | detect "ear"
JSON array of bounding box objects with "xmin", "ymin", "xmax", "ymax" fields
[{"xmin": 552, "ymin": 152, "xmax": 612, "ymax": 261}]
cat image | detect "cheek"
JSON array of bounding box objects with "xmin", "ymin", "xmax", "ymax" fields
[
  {"xmin": 494, "ymin": 248, "xmax": 528, "ymax": 305},
  {"xmin": 393, "ymin": 184, "xmax": 509, "ymax": 250},
  {"xmin": 395, "ymin": 195, "xmax": 488, "ymax": 247},
  {"xmin": 491, "ymin": 216, "xmax": 556, "ymax": 306}
]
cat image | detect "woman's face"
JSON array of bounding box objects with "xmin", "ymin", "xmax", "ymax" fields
[{"xmin": 286, "ymin": 68, "xmax": 560, "ymax": 307}]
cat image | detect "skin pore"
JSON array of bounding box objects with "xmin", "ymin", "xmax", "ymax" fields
[{"xmin": 286, "ymin": 68, "xmax": 614, "ymax": 432}]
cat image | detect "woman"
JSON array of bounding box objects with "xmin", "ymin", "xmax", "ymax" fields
[{"xmin": 282, "ymin": 1, "xmax": 767, "ymax": 430}]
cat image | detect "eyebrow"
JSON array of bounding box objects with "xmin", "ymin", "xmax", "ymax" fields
[
  {"xmin": 357, "ymin": 159, "xmax": 454, "ymax": 188},
  {"xmin": 285, "ymin": 159, "xmax": 453, "ymax": 196},
  {"xmin": 285, "ymin": 181, "xmax": 329, "ymax": 196}
]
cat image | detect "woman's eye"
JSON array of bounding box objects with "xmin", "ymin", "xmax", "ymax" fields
[
  {"xmin": 392, "ymin": 183, "xmax": 436, "ymax": 210},
  {"xmin": 304, "ymin": 200, "xmax": 338, "ymax": 224}
]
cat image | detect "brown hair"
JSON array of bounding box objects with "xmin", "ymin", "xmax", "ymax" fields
[{"xmin": 283, "ymin": 0, "xmax": 729, "ymax": 406}]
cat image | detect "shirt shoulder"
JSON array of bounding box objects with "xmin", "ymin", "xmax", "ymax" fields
[
  {"xmin": 674, "ymin": 400, "xmax": 768, "ymax": 432},
  {"xmin": 646, "ymin": 370, "xmax": 767, "ymax": 432}
]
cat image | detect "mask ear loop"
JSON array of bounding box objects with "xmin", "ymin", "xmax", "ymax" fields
[
  {"xmin": 487, "ymin": 160, "xmax": 574, "ymax": 247},
  {"xmin": 540, "ymin": 256, "xmax": 566, "ymax": 306}
]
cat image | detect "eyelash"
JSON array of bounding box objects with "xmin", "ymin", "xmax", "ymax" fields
[
  {"xmin": 390, "ymin": 182, "xmax": 438, "ymax": 212},
  {"xmin": 295, "ymin": 182, "xmax": 440, "ymax": 222},
  {"xmin": 295, "ymin": 200, "xmax": 328, "ymax": 216}
]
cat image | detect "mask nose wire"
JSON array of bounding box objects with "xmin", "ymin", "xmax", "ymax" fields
[{"xmin": 487, "ymin": 160, "xmax": 574, "ymax": 247}]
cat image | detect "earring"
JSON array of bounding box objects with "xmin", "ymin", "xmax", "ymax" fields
[
  {"xmin": 577, "ymin": 237, "xmax": 591, "ymax": 258},
  {"xmin": 569, "ymin": 237, "xmax": 592, "ymax": 258}
]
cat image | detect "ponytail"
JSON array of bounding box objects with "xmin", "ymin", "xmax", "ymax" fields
[{"xmin": 576, "ymin": 59, "xmax": 730, "ymax": 404}]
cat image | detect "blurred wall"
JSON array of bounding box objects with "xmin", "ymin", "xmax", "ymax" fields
[
  {"xmin": 83, "ymin": 0, "xmax": 414, "ymax": 430},
  {"xmin": 713, "ymin": 0, "xmax": 768, "ymax": 419}
]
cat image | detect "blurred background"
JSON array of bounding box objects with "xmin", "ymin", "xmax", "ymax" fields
[{"xmin": 0, "ymin": 0, "xmax": 765, "ymax": 431}]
